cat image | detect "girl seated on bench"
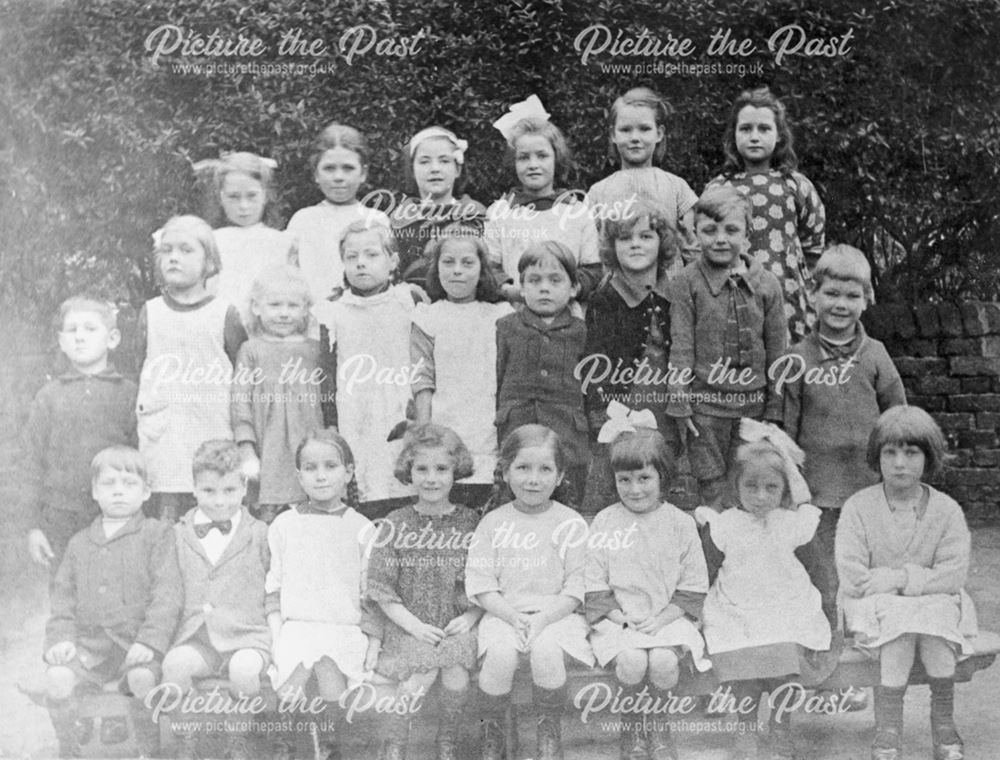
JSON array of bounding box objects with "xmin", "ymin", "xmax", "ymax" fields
[{"xmin": 837, "ymin": 406, "xmax": 978, "ymax": 760}]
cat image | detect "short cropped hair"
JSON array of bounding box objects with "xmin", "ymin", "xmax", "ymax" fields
[
  {"xmin": 247, "ymin": 264, "xmax": 314, "ymax": 336},
  {"xmin": 600, "ymin": 198, "xmax": 681, "ymax": 273},
  {"xmin": 517, "ymin": 240, "xmax": 578, "ymax": 285},
  {"xmin": 58, "ymin": 296, "xmax": 119, "ymax": 332},
  {"xmin": 813, "ymin": 244, "xmax": 874, "ymax": 302},
  {"xmin": 91, "ymin": 445, "xmax": 147, "ymax": 484},
  {"xmin": 609, "ymin": 427, "xmax": 677, "ymax": 490},
  {"xmin": 154, "ymin": 215, "xmax": 222, "ymax": 283},
  {"xmin": 394, "ymin": 423, "xmax": 475, "ymax": 484},
  {"xmin": 867, "ymin": 405, "xmax": 947, "ymax": 479},
  {"xmin": 192, "ymin": 439, "xmax": 244, "ymax": 481},
  {"xmin": 693, "ymin": 185, "xmax": 752, "ymax": 231}
]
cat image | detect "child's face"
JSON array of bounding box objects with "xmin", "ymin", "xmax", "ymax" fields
[
  {"xmin": 412, "ymin": 137, "xmax": 460, "ymax": 202},
  {"xmin": 521, "ymin": 254, "xmax": 578, "ymax": 318},
  {"xmin": 193, "ymin": 470, "xmax": 246, "ymax": 521},
  {"xmin": 814, "ymin": 277, "xmax": 866, "ymax": 341},
  {"xmin": 504, "ymin": 444, "xmax": 561, "ymax": 510},
  {"xmin": 735, "ymin": 105, "xmax": 778, "ymax": 170},
  {"xmin": 157, "ymin": 228, "xmax": 208, "ymax": 292},
  {"xmin": 738, "ymin": 461, "xmax": 786, "ymax": 519},
  {"xmin": 437, "ymin": 238, "xmax": 481, "ymax": 303},
  {"xmin": 612, "ymin": 104, "xmax": 664, "ymax": 168},
  {"xmin": 92, "ymin": 466, "xmax": 150, "ymax": 520},
  {"xmin": 879, "ymin": 443, "xmax": 925, "ymax": 492},
  {"xmin": 342, "ymin": 230, "xmax": 396, "ymax": 295},
  {"xmin": 514, "ymin": 134, "xmax": 556, "ymax": 197},
  {"xmin": 615, "ymin": 216, "xmax": 661, "ymax": 276},
  {"xmin": 59, "ymin": 310, "xmax": 120, "ymax": 373},
  {"xmin": 410, "ymin": 446, "xmax": 455, "ymax": 506},
  {"xmin": 297, "ymin": 439, "xmax": 354, "ymax": 504},
  {"xmin": 696, "ymin": 209, "xmax": 748, "ymax": 269},
  {"xmin": 615, "ymin": 464, "xmax": 662, "ymax": 514},
  {"xmin": 219, "ymin": 171, "xmax": 265, "ymax": 227},
  {"xmin": 315, "ymin": 147, "xmax": 367, "ymax": 205},
  {"xmin": 252, "ymin": 286, "xmax": 309, "ymax": 338}
]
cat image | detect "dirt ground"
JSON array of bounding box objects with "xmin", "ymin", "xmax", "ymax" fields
[{"xmin": 2, "ymin": 497, "xmax": 998, "ymax": 759}]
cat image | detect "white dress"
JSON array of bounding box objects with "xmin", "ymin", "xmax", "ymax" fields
[
  {"xmin": 465, "ymin": 501, "xmax": 594, "ymax": 666},
  {"xmin": 410, "ymin": 300, "xmax": 514, "ymax": 483},
  {"xmin": 210, "ymin": 224, "xmax": 295, "ymax": 324},
  {"xmin": 586, "ymin": 502, "xmax": 711, "ymax": 670},
  {"xmin": 137, "ymin": 296, "xmax": 234, "ymax": 492},
  {"xmin": 483, "ymin": 194, "xmax": 600, "ymax": 284},
  {"xmin": 266, "ymin": 505, "xmax": 376, "ymax": 688},
  {"xmin": 696, "ymin": 505, "xmax": 831, "ymax": 655},
  {"xmin": 316, "ymin": 285, "xmax": 416, "ymax": 502},
  {"xmin": 287, "ymin": 202, "xmax": 391, "ymax": 306}
]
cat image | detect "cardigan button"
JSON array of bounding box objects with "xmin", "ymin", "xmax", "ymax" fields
[
  {"xmin": 202, "ymin": 603, "xmax": 213, "ymax": 614},
  {"xmin": 540, "ymin": 369, "xmax": 548, "ymax": 378}
]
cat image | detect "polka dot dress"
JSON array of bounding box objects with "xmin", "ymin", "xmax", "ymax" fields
[{"xmin": 706, "ymin": 169, "xmax": 826, "ymax": 341}]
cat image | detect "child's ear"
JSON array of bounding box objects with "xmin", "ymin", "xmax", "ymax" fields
[
  {"xmin": 359, "ymin": 164, "xmax": 369, "ymax": 186},
  {"xmin": 141, "ymin": 484, "xmax": 152, "ymax": 503},
  {"xmin": 570, "ymin": 280, "xmax": 581, "ymax": 299},
  {"xmin": 655, "ymin": 124, "xmax": 665, "ymax": 145},
  {"xmin": 107, "ymin": 328, "xmax": 122, "ymax": 351},
  {"xmin": 345, "ymin": 463, "xmax": 356, "ymax": 481}
]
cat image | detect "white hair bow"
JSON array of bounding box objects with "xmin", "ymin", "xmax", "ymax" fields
[
  {"xmin": 597, "ymin": 401, "xmax": 658, "ymax": 444},
  {"xmin": 151, "ymin": 228, "xmax": 164, "ymax": 248},
  {"xmin": 407, "ymin": 127, "xmax": 468, "ymax": 165},
  {"xmin": 739, "ymin": 418, "xmax": 812, "ymax": 506},
  {"xmin": 191, "ymin": 153, "xmax": 278, "ymax": 176},
  {"xmin": 492, "ymin": 94, "xmax": 551, "ymax": 144}
]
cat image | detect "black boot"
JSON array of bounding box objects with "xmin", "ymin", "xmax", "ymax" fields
[
  {"xmin": 477, "ymin": 688, "xmax": 509, "ymax": 760},
  {"xmin": 317, "ymin": 703, "xmax": 346, "ymax": 760},
  {"xmin": 871, "ymin": 685, "xmax": 905, "ymax": 760},
  {"xmin": 533, "ymin": 684, "xmax": 566, "ymax": 760},
  {"xmin": 928, "ymin": 678, "xmax": 963, "ymax": 760},
  {"xmin": 767, "ymin": 707, "xmax": 795, "ymax": 760},
  {"xmin": 436, "ymin": 686, "xmax": 467, "ymax": 760},
  {"xmin": 617, "ymin": 680, "xmax": 646, "ymax": 760},
  {"xmin": 645, "ymin": 687, "xmax": 679, "ymax": 760},
  {"xmin": 47, "ymin": 698, "xmax": 81, "ymax": 759}
]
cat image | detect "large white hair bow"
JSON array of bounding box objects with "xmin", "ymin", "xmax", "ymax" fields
[
  {"xmin": 191, "ymin": 152, "xmax": 278, "ymax": 177},
  {"xmin": 492, "ymin": 94, "xmax": 551, "ymax": 144},
  {"xmin": 407, "ymin": 127, "xmax": 468, "ymax": 165},
  {"xmin": 739, "ymin": 418, "xmax": 812, "ymax": 506},
  {"xmin": 597, "ymin": 400, "xmax": 658, "ymax": 444}
]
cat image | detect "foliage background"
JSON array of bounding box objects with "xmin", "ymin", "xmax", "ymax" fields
[{"xmin": 1, "ymin": 0, "xmax": 999, "ymax": 336}]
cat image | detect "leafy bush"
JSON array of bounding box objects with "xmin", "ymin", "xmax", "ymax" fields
[{"xmin": 1, "ymin": 0, "xmax": 998, "ymax": 329}]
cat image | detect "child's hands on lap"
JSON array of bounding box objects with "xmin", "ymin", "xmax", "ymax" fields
[
  {"xmin": 27, "ymin": 530, "xmax": 54, "ymax": 567},
  {"xmin": 443, "ymin": 610, "xmax": 479, "ymax": 637},
  {"xmin": 45, "ymin": 641, "xmax": 76, "ymax": 665},
  {"xmin": 521, "ymin": 613, "xmax": 549, "ymax": 648},
  {"xmin": 125, "ymin": 643, "xmax": 154, "ymax": 667},
  {"xmin": 407, "ymin": 619, "xmax": 446, "ymax": 645},
  {"xmin": 860, "ymin": 567, "xmax": 907, "ymax": 596}
]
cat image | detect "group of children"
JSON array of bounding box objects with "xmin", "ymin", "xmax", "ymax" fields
[{"xmin": 19, "ymin": 85, "xmax": 978, "ymax": 760}]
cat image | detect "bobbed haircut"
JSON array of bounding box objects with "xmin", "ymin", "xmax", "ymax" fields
[
  {"xmin": 609, "ymin": 427, "xmax": 677, "ymax": 490},
  {"xmin": 517, "ymin": 240, "xmax": 578, "ymax": 285},
  {"xmin": 394, "ymin": 422, "xmax": 475, "ymax": 484},
  {"xmin": 867, "ymin": 405, "xmax": 947, "ymax": 479},
  {"xmin": 728, "ymin": 439, "xmax": 794, "ymax": 511},
  {"xmin": 154, "ymin": 215, "xmax": 222, "ymax": 284}
]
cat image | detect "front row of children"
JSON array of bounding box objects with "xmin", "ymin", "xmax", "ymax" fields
[{"xmin": 43, "ymin": 405, "xmax": 975, "ymax": 760}]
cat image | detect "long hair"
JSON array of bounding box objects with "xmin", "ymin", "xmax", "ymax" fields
[{"xmin": 721, "ymin": 87, "xmax": 798, "ymax": 176}]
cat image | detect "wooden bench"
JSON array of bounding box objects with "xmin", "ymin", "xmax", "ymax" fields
[{"xmin": 148, "ymin": 632, "xmax": 1000, "ymax": 758}]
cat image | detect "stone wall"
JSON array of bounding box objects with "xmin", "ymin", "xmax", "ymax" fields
[{"xmin": 864, "ymin": 301, "xmax": 1000, "ymax": 520}]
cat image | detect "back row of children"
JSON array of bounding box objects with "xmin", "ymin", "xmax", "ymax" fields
[
  {"xmin": 41, "ymin": 410, "xmax": 975, "ymax": 760},
  {"xmin": 21, "ymin": 83, "xmax": 976, "ymax": 759}
]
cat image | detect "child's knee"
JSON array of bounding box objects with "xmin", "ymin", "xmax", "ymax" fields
[
  {"xmin": 162, "ymin": 648, "xmax": 202, "ymax": 687},
  {"xmin": 614, "ymin": 650, "xmax": 649, "ymax": 684},
  {"xmin": 529, "ymin": 640, "xmax": 566, "ymax": 685},
  {"xmin": 228, "ymin": 650, "xmax": 265, "ymax": 695},
  {"xmin": 440, "ymin": 664, "xmax": 469, "ymax": 691},
  {"xmin": 647, "ymin": 649, "xmax": 680, "ymax": 689},
  {"xmin": 126, "ymin": 666, "xmax": 158, "ymax": 700},
  {"xmin": 918, "ymin": 635, "xmax": 957, "ymax": 677},
  {"xmin": 45, "ymin": 665, "xmax": 77, "ymax": 700}
]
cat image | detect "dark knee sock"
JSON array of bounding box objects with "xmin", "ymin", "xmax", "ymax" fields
[
  {"xmin": 873, "ymin": 685, "xmax": 906, "ymax": 747},
  {"xmin": 928, "ymin": 677, "xmax": 961, "ymax": 745}
]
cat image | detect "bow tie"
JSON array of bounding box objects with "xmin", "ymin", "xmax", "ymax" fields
[{"xmin": 194, "ymin": 520, "xmax": 233, "ymax": 539}]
